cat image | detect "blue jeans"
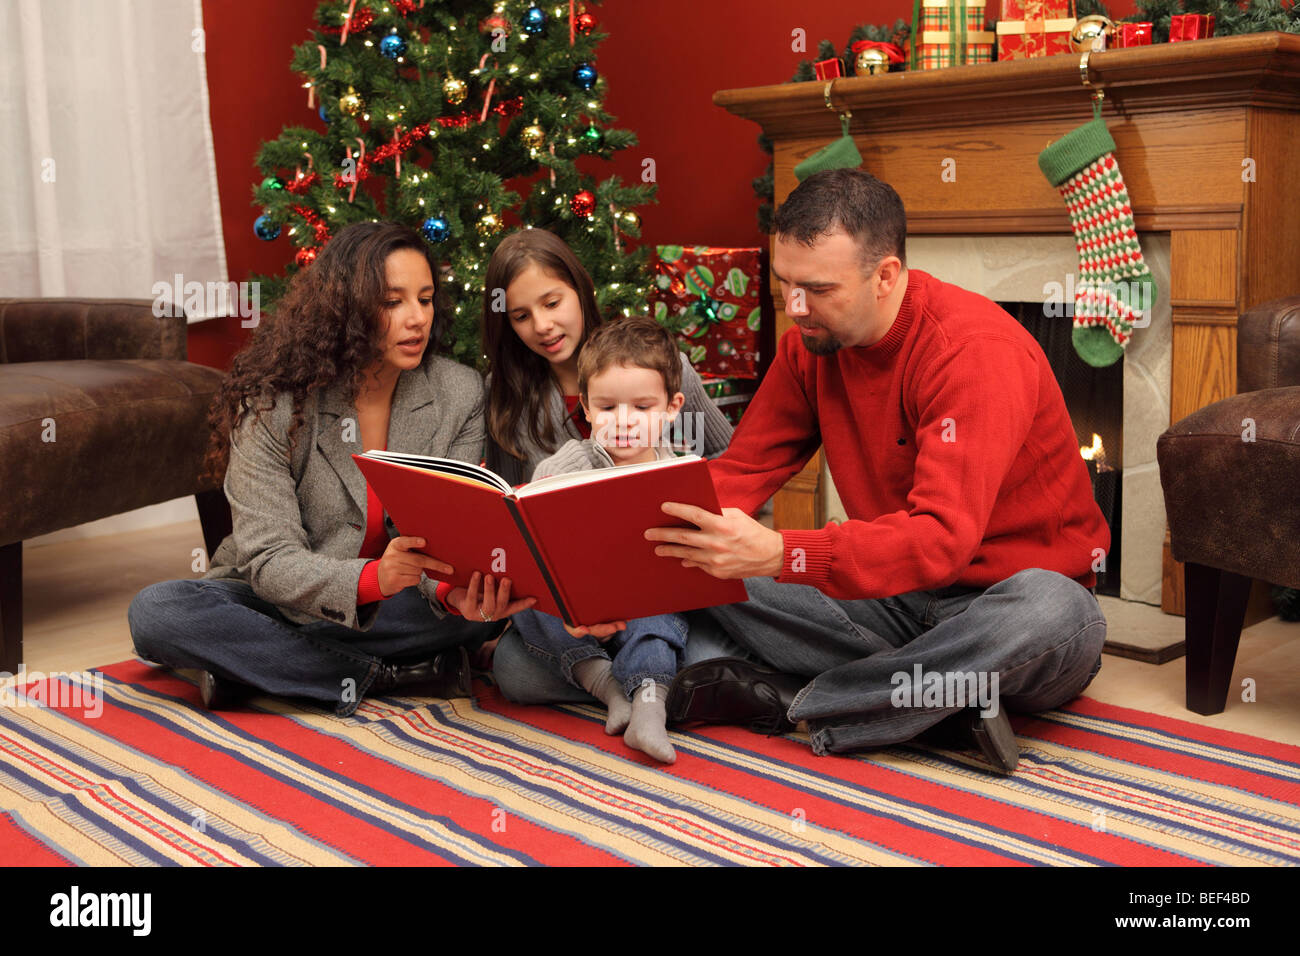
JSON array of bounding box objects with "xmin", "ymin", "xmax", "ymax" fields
[
  {"xmin": 510, "ymin": 608, "xmax": 688, "ymax": 699},
  {"xmin": 704, "ymin": 569, "xmax": 1106, "ymax": 755},
  {"xmin": 127, "ymin": 578, "xmax": 499, "ymax": 716},
  {"xmin": 494, "ymin": 608, "xmax": 752, "ymax": 706}
]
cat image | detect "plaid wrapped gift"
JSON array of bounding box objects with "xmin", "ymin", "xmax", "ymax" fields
[
  {"xmin": 698, "ymin": 375, "xmax": 759, "ymax": 426},
  {"xmin": 910, "ymin": 0, "xmax": 995, "ymax": 70},
  {"xmin": 650, "ymin": 245, "xmax": 763, "ymax": 378},
  {"xmin": 1170, "ymin": 13, "xmax": 1216, "ymax": 41},
  {"xmin": 996, "ymin": 0, "xmax": 1076, "ymax": 60}
]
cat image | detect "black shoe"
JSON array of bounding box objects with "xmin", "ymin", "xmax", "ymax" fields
[
  {"xmin": 197, "ymin": 670, "xmax": 253, "ymax": 710},
  {"xmin": 373, "ymin": 647, "xmax": 472, "ymax": 699},
  {"xmin": 922, "ymin": 702, "xmax": 1020, "ymax": 775},
  {"xmin": 666, "ymin": 657, "xmax": 806, "ymax": 735}
]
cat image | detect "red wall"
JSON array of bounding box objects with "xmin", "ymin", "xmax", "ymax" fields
[{"xmin": 195, "ymin": 0, "xmax": 1138, "ymax": 368}]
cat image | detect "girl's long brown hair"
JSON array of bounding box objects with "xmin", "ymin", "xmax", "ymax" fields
[
  {"xmin": 482, "ymin": 228, "xmax": 605, "ymax": 460},
  {"xmin": 202, "ymin": 220, "xmax": 449, "ymax": 481}
]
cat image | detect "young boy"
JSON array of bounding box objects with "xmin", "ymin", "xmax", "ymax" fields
[{"xmin": 509, "ymin": 316, "xmax": 692, "ymax": 764}]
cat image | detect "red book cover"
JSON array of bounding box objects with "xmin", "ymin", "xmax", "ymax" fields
[{"xmin": 352, "ymin": 452, "xmax": 748, "ymax": 626}]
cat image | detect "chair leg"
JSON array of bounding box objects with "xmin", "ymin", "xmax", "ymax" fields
[
  {"xmin": 194, "ymin": 489, "xmax": 232, "ymax": 563},
  {"xmin": 0, "ymin": 541, "xmax": 21, "ymax": 674},
  {"xmin": 1184, "ymin": 562, "xmax": 1252, "ymax": 715}
]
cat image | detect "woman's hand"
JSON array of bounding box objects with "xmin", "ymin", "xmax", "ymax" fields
[
  {"xmin": 448, "ymin": 571, "xmax": 537, "ymax": 623},
  {"xmin": 377, "ymin": 536, "xmax": 454, "ymax": 598},
  {"xmin": 562, "ymin": 620, "xmax": 628, "ymax": 642}
]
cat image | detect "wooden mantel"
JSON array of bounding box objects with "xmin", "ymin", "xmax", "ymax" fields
[{"xmin": 715, "ymin": 32, "xmax": 1300, "ymax": 614}]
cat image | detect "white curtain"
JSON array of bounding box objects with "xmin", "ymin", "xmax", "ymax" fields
[{"xmin": 0, "ymin": 0, "xmax": 226, "ymax": 302}]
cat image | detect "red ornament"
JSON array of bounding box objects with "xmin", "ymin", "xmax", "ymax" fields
[
  {"xmin": 295, "ymin": 247, "xmax": 318, "ymax": 267},
  {"xmin": 571, "ymin": 189, "xmax": 596, "ymax": 217},
  {"xmin": 480, "ymin": 13, "xmax": 509, "ymax": 35},
  {"xmin": 393, "ymin": 0, "xmax": 416, "ymax": 14},
  {"xmin": 576, "ymin": 11, "xmax": 597, "ymax": 34}
]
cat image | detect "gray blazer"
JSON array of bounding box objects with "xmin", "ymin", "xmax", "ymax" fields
[
  {"xmin": 205, "ymin": 356, "xmax": 485, "ymax": 631},
  {"xmin": 485, "ymin": 351, "xmax": 734, "ymax": 485}
]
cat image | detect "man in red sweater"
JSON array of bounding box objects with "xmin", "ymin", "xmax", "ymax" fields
[{"xmin": 647, "ymin": 168, "xmax": 1109, "ymax": 773}]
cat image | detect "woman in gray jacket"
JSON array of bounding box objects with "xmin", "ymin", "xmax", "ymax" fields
[{"xmin": 128, "ymin": 222, "xmax": 533, "ymax": 715}]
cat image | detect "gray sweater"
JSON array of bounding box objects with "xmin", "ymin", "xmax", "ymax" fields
[
  {"xmin": 534, "ymin": 437, "xmax": 681, "ymax": 479},
  {"xmin": 485, "ymin": 351, "xmax": 733, "ymax": 485}
]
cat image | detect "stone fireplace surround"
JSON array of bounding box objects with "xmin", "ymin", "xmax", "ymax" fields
[{"xmin": 819, "ymin": 234, "xmax": 1172, "ymax": 606}]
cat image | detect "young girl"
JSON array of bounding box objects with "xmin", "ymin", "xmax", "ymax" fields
[
  {"xmin": 128, "ymin": 221, "xmax": 532, "ymax": 715},
  {"xmin": 481, "ymin": 228, "xmax": 733, "ymax": 485}
]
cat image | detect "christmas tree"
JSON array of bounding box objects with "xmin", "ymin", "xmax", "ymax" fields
[{"xmin": 249, "ymin": 0, "xmax": 655, "ymax": 367}]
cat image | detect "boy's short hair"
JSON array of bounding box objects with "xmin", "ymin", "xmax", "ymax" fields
[{"xmin": 578, "ymin": 316, "xmax": 682, "ymax": 398}]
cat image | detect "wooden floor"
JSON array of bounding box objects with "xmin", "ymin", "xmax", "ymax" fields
[{"xmin": 10, "ymin": 519, "xmax": 1300, "ymax": 747}]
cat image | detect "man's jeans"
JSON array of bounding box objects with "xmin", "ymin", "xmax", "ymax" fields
[
  {"xmin": 127, "ymin": 578, "xmax": 499, "ymax": 716},
  {"xmin": 511, "ymin": 608, "xmax": 688, "ymax": 699},
  {"xmin": 703, "ymin": 568, "xmax": 1106, "ymax": 755}
]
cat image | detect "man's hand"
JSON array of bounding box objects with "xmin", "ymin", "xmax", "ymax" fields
[
  {"xmin": 377, "ymin": 536, "xmax": 454, "ymax": 597},
  {"xmin": 448, "ymin": 571, "xmax": 536, "ymax": 622},
  {"xmin": 644, "ymin": 503, "xmax": 784, "ymax": 579}
]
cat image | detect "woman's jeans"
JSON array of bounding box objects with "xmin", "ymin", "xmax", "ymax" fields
[
  {"xmin": 127, "ymin": 578, "xmax": 499, "ymax": 716},
  {"xmin": 510, "ymin": 608, "xmax": 688, "ymax": 699}
]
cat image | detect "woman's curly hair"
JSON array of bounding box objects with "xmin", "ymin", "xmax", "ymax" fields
[{"xmin": 201, "ymin": 220, "xmax": 450, "ymax": 482}]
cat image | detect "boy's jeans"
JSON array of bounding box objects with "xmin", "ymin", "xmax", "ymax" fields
[{"xmin": 511, "ymin": 608, "xmax": 688, "ymax": 699}]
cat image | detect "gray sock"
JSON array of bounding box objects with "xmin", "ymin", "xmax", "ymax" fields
[
  {"xmin": 624, "ymin": 680, "xmax": 676, "ymax": 764},
  {"xmin": 573, "ymin": 657, "xmax": 632, "ymax": 735}
]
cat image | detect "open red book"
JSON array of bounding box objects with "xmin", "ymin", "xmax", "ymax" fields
[{"xmin": 352, "ymin": 451, "xmax": 748, "ymax": 627}]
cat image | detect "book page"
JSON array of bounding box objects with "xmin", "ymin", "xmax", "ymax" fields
[
  {"xmin": 359, "ymin": 451, "xmax": 511, "ymax": 494},
  {"xmin": 514, "ymin": 454, "xmax": 701, "ymax": 499}
]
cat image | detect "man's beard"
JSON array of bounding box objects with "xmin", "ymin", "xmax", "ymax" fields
[{"xmin": 801, "ymin": 332, "xmax": 842, "ymax": 356}]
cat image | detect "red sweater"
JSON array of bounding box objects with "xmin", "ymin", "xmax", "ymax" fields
[{"xmin": 710, "ymin": 268, "xmax": 1110, "ymax": 601}]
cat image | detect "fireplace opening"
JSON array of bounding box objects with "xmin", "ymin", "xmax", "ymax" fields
[{"xmin": 999, "ymin": 302, "xmax": 1124, "ymax": 596}]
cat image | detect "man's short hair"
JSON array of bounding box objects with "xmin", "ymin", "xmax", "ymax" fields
[
  {"xmin": 772, "ymin": 168, "xmax": 907, "ymax": 273},
  {"xmin": 578, "ymin": 316, "xmax": 682, "ymax": 399}
]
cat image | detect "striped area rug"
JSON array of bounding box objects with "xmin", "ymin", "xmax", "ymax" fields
[{"xmin": 1, "ymin": 660, "xmax": 1297, "ymax": 866}]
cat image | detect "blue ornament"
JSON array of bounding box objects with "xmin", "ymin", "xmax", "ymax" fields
[
  {"xmin": 421, "ymin": 216, "xmax": 450, "ymax": 243},
  {"xmin": 254, "ymin": 214, "xmax": 280, "ymax": 241},
  {"xmin": 523, "ymin": 5, "xmax": 547, "ymax": 34},
  {"xmin": 318, "ymin": 103, "xmax": 330, "ymax": 124},
  {"xmin": 379, "ymin": 33, "xmax": 407, "ymax": 59},
  {"xmin": 573, "ymin": 63, "xmax": 598, "ymax": 90}
]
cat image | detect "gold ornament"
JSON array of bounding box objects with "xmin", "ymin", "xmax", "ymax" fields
[
  {"xmin": 339, "ymin": 86, "xmax": 364, "ymax": 116},
  {"xmin": 443, "ymin": 75, "xmax": 468, "ymax": 105},
  {"xmin": 1070, "ymin": 15, "xmax": 1114, "ymax": 52},
  {"xmin": 521, "ymin": 122, "xmax": 545, "ymax": 149},
  {"xmin": 476, "ymin": 211, "xmax": 502, "ymax": 236},
  {"xmin": 855, "ymin": 47, "xmax": 891, "ymax": 76},
  {"xmin": 621, "ymin": 211, "xmax": 641, "ymax": 230}
]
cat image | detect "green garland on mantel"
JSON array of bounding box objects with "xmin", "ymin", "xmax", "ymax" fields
[{"xmin": 753, "ymin": 2, "xmax": 1300, "ymax": 232}]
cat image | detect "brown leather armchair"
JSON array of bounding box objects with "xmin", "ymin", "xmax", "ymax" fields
[
  {"xmin": 1157, "ymin": 296, "xmax": 1300, "ymax": 715},
  {"xmin": 0, "ymin": 298, "xmax": 229, "ymax": 672}
]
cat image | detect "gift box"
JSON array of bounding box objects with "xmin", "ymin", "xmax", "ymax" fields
[
  {"xmin": 912, "ymin": 0, "xmax": 995, "ymax": 70},
  {"xmin": 698, "ymin": 375, "xmax": 759, "ymax": 426},
  {"xmin": 814, "ymin": 57, "xmax": 843, "ymax": 80},
  {"xmin": 1170, "ymin": 13, "xmax": 1215, "ymax": 41},
  {"xmin": 1113, "ymin": 22, "xmax": 1153, "ymax": 48},
  {"xmin": 650, "ymin": 245, "xmax": 764, "ymax": 378},
  {"xmin": 996, "ymin": 0, "xmax": 1076, "ymax": 60}
]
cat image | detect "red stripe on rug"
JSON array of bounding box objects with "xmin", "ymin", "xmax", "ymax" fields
[
  {"xmin": 475, "ymin": 687, "xmax": 1192, "ymax": 866},
  {"xmin": 0, "ymin": 813, "xmax": 74, "ymax": 866},
  {"xmin": 98, "ymin": 662, "xmax": 622, "ymax": 867}
]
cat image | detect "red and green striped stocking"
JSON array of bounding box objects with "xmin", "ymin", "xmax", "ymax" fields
[{"xmin": 1039, "ymin": 111, "xmax": 1157, "ymax": 368}]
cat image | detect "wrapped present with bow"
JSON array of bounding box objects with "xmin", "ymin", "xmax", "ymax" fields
[
  {"xmin": 996, "ymin": 0, "xmax": 1076, "ymax": 60},
  {"xmin": 910, "ymin": 0, "xmax": 995, "ymax": 70},
  {"xmin": 1113, "ymin": 21, "xmax": 1153, "ymax": 48},
  {"xmin": 1170, "ymin": 13, "xmax": 1215, "ymax": 41},
  {"xmin": 697, "ymin": 374, "xmax": 759, "ymax": 426},
  {"xmin": 649, "ymin": 245, "xmax": 764, "ymax": 378}
]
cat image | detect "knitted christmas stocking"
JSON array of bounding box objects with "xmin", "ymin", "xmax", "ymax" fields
[{"xmin": 1039, "ymin": 108, "xmax": 1157, "ymax": 367}]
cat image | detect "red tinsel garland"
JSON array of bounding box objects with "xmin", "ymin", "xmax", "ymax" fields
[{"xmin": 292, "ymin": 204, "xmax": 331, "ymax": 243}]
